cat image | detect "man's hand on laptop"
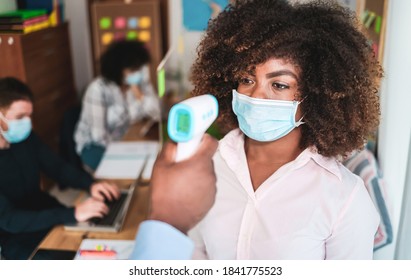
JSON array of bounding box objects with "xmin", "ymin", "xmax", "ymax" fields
[
  {"xmin": 74, "ymin": 181, "xmax": 120, "ymax": 222},
  {"xmin": 90, "ymin": 181, "xmax": 121, "ymax": 202},
  {"xmin": 148, "ymin": 134, "xmax": 218, "ymax": 234},
  {"xmin": 74, "ymin": 198, "xmax": 109, "ymax": 222}
]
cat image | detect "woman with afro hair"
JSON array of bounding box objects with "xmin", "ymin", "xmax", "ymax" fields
[
  {"xmin": 74, "ymin": 40, "xmax": 161, "ymax": 170},
  {"xmin": 188, "ymin": 0, "xmax": 382, "ymax": 259}
]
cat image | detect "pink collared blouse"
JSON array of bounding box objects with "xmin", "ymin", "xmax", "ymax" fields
[{"xmin": 189, "ymin": 129, "xmax": 379, "ymax": 259}]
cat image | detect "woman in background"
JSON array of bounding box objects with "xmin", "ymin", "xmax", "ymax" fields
[
  {"xmin": 75, "ymin": 40, "xmax": 161, "ymax": 170},
  {"xmin": 0, "ymin": 77, "xmax": 119, "ymax": 259},
  {"xmin": 189, "ymin": 0, "xmax": 382, "ymax": 259}
]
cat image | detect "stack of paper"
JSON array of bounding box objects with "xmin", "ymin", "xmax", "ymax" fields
[
  {"xmin": 95, "ymin": 141, "xmax": 159, "ymax": 180},
  {"xmin": 141, "ymin": 155, "xmax": 157, "ymax": 181}
]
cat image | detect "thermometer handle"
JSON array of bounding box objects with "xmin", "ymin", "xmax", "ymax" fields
[{"xmin": 175, "ymin": 136, "xmax": 202, "ymax": 162}]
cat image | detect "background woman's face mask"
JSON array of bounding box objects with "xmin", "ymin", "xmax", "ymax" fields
[
  {"xmin": 232, "ymin": 89, "xmax": 304, "ymax": 142},
  {"xmin": 125, "ymin": 70, "xmax": 143, "ymax": 85},
  {"xmin": 0, "ymin": 113, "xmax": 32, "ymax": 144}
]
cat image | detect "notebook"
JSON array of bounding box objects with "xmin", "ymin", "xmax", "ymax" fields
[
  {"xmin": 94, "ymin": 141, "xmax": 159, "ymax": 180},
  {"xmin": 64, "ymin": 184, "xmax": 135, "ymax": 233}
]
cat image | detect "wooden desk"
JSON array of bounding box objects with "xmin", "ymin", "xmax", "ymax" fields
[
  {"xmin": 37, "ymin": 185, "xmax": 150, "ymax": 251},
  {"xmin": 35, "ymin": 121, "xmax": 159, "ymax": 253}
]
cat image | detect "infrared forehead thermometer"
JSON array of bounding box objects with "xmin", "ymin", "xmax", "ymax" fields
[{"xmin": 168, "ymin": 94, "xmax": 219, "ymax": 162}]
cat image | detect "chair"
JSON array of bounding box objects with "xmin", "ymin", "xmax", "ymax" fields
[
  {"xmin": 58, "ymin": 105, "xmax": 84, "ymax": 188},
  {"xmin": 343, "ymin": 148, "xmax": 393, "ymax": 251}
]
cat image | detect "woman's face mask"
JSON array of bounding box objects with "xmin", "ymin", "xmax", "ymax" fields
[
  {"xmin": 0, "ymin": 113, "xmax": 32, "ymax": 144},
  {"xmin": 125, "ymin": 70, "xmax": 143, "ymax": 86},
  {"xmin": 232, "ymin": 89, "xmax": 304, "ymax": 142}
]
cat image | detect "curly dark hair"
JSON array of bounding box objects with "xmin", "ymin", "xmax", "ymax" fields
[
  {"xmin": 190, "ymin": 0, "xmax": 382, "ymax": 157},
  {"xmin": 0, "ymin": 77, "xmax": 33, "ymax": 109},
  {"xmin": 100, "ymin": 40, "xmax": 150, "ymax": 86}
]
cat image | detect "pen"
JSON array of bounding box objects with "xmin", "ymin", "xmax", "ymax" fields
[{"xmin": 79, "ymin": 249, "xmax": 117, "ymax": 257}]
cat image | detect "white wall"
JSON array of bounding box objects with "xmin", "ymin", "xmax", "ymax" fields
[
  {"xmin": 374, "ymin": 0, "xmax": 411, "ymax": 259},
  {"xmin": 395, "ymin": 134, "xmax": 411, "ymax": 259},
  {"xmin": 168, "ymin": 0, "xmax": 202, "ymax": 92},
  {"xmin": 63, "ymin": 0, "xmax": 93, "ymax": 94},
  {"xmin": 0, "ymin": 0, "xmax": 16, "ymax": 13}
]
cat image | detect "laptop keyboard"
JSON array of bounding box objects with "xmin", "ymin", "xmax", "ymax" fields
[{"xmin": 89, "ymin": 193, "xmax": 128, "ymax": 226}]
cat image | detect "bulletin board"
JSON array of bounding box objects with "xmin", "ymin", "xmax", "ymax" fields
[
  {"xmin": 356, "ymin": 0, "xmax": 389, "ymax": 62},
  {"xmin": 90, "ymin": 0, "xmax": 163, "ymax": 86}
]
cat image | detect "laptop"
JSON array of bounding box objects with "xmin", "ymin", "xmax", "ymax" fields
[{"xmin": 64, "ymin": 184, "xmax": 136, "ymax": 233}]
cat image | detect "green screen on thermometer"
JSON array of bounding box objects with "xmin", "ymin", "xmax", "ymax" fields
[{"xmin": 176, "ymin": 111, "xmax": 191, "ymax": 134}]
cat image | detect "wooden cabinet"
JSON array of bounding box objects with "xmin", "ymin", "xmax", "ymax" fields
[{"xmin": 0, "ymin": 23, "xmax": 76, "ymax": 151}]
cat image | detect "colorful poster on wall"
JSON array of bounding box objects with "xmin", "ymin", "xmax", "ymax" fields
[
  {"xmin": 183, "ymin": 0, "xmax": 229, "ymax": 31},
  {"xmin": 90, "ymin": 0, "xmax": 163, "ymax": 90}
]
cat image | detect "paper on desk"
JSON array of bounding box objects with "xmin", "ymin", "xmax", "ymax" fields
[
  {"xmin": 142, "ymin": 155, "xmax": 157, "ymax": 181},
  {"xmin": 95, "ymin": 141, "xmax": 159, "ymax": 179},
  {"xmin": 74, "ymin": 239, "xmax": 135, "ymax": 260}
]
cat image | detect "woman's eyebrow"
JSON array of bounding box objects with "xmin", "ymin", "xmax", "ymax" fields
[{"xmin": 266, "ymin": 70, "xmax": 298, "ymax": 80}]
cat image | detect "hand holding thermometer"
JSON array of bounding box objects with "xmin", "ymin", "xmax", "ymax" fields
[{"xmin": 167, "ymin": 94, "xmax": 219, "ymax": 162}]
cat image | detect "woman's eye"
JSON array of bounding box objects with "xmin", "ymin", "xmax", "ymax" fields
[
  {"xmin": 239, "ymin": 78, "xmax": 253, "ymax": 85},
  {"xmin": 272, "ymin": 83, "xmax": 290, "ymax": 90}
]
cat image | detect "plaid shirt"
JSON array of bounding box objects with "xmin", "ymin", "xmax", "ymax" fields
[{"xmin": 74, "ymin": 66, "xmax": 160, "ymax": 153}]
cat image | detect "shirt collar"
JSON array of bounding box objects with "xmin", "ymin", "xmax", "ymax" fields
[{"xmin": 293, "ymin": 147, "xmax": 342, "ymax": 181}]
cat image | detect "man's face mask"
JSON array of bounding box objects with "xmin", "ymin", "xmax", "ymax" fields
[
  {"xmin": 0, "ymin": 112, "xmax": 32, "ymax": 144},
  {"xmin": 232, "ymin": 89, "xmax": 304, "ymax": 142}
]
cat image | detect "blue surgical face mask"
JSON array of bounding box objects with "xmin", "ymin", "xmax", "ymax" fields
[
  {"xmin": 125, "ymin": 70, "xmax": 143, "ymax": 85},
  {"xmin": 232, "ymin": 89, "xmax": 304, "ymax": 142},
  {"xmin": 0, "ymin": 113, "xmax": 32, "ymax": 143}
]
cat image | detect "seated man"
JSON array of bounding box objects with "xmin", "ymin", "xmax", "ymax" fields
[{"xmin": 0, "ymin": 77, "xmax": 120, "ymax": 259}]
